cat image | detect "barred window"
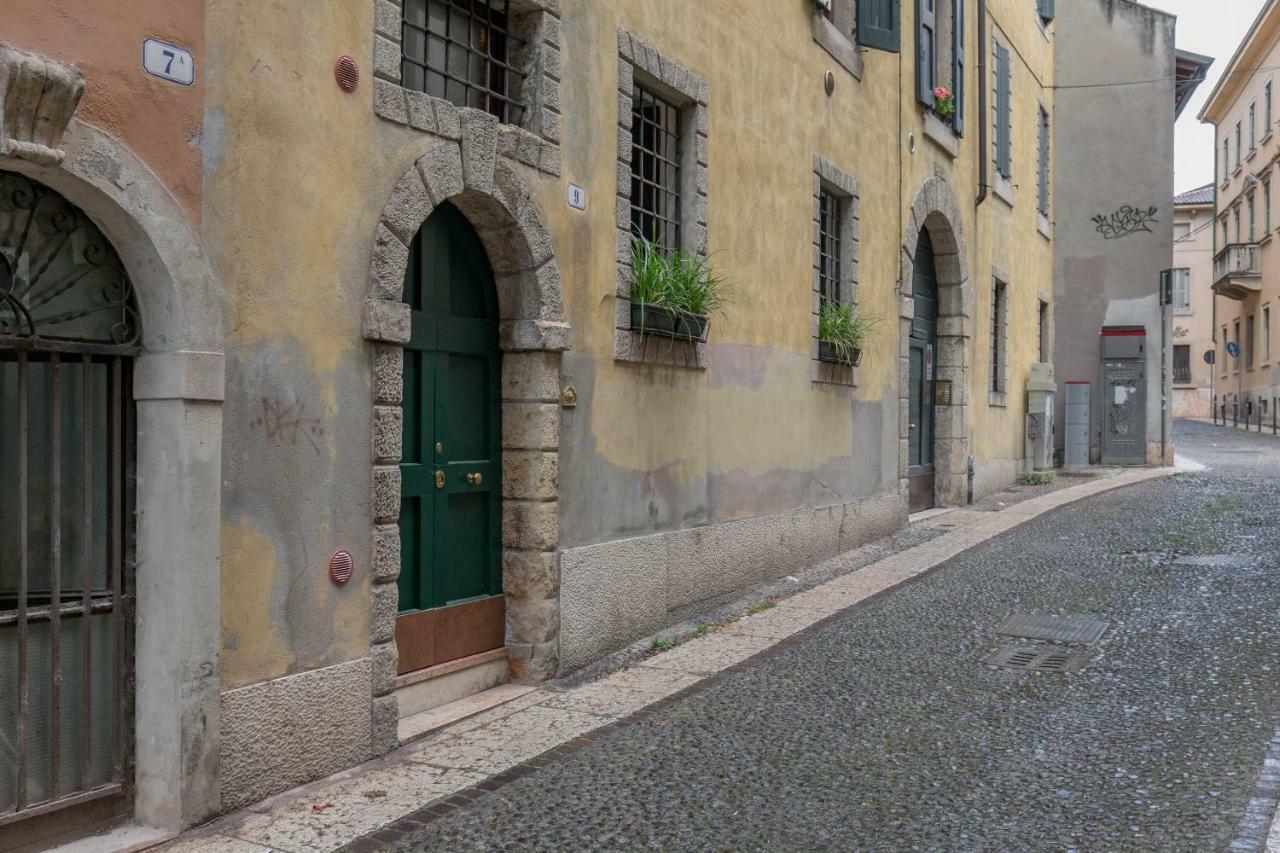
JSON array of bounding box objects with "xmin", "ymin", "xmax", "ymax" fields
[
  {"xmin": 818, "ymin": 189, "xmax": 842, "ymax": 304},
  {"xmin": 991, "ymin": 280, "xmax": 1007, "ymax": 393},
  {"xmin": 401, "ymin": 0, "xmax": 522, "ymax": 123},
  {"xmin": 630, "ymin": 85, "xmax": 683, "ymax": 250}
]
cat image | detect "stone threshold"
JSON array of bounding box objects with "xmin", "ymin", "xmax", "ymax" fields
[
  {"xmin": 158, "ymin": 464, "xmax": 1174, "ymax": 853},
  {"xmin": 398, "ymin": 683, "xmax": 535, "ymax": 746}
]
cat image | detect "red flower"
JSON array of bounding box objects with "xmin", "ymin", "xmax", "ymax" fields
[{"xmin": 934, "ymin": 86, "xmax": 951, "ymax": 100}]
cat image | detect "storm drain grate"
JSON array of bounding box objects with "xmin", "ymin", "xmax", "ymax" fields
[
  {"xmin": 985, "ymin": 645, "xmax": 1090, "ymax": 673},
  {"xmin": 996, "ymin": 614, "xmax": 1110, "ymax": 645},
  {"xmin": 1172, "ymin": 554, "xmax": 1256, "ymax": 568}
]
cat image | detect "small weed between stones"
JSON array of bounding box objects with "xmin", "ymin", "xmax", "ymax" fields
[
  {"xmin": 747, "ymin": 600, "xmax": 776, "ymax": 615},
  {"xmin": 650, "ymin": 636, "xmax": 678, "ymax": 653},
  {"xmin": 1019, "ymin": 471, "xmax": 1057, "ymax": 486}
]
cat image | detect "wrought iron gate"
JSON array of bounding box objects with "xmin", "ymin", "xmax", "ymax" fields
[{"xmin": 1, "ymin": 170, "xmax": 137, "ymax": 840}]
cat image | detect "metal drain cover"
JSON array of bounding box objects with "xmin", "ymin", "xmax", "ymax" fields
[
  {"xmin": 996, "ymin": 614, "xmax": 1110, "ymax": 645},
  {"xmin": 985, "ymin": 645, "xmax": 1090, "ymax": 673},
  {"xmin": 1173, "ymin": 554, "xmax": 1256, "ymax": 568}
]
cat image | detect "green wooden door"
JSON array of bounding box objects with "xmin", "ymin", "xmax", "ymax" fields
[{"xmin": 397, "ymin": 203, "xmax": 503, "ymax": 674}]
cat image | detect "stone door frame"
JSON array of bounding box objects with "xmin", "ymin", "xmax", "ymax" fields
[
  {"xmin": 364, "ymin": 134, "xmax": 569, "ymax": 753},
  {"xmin": 898, "ymin": 177, "xmax": 972, "ymax": 508}
]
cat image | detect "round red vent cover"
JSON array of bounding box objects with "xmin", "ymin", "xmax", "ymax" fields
[
  {"xmin": 335, "ymin": 55, "xmax": 359, "ymax": 93},
  {"xmin": 329, "ymin": 549, "xmax": 354, "ymax": 584}
]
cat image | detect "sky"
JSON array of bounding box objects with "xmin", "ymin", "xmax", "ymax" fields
[{"xmin": 1156, "ymin": 0, "xmax": 1266, "ymax": 193}]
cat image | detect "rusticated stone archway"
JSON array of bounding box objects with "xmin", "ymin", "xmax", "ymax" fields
[
  {"xmin": 899, "ymin": 176, "xmax": 972, "ymax": 508},
  {"xmin": 363, "ymin": 125, "xmax": 570, "ymax": 753}
]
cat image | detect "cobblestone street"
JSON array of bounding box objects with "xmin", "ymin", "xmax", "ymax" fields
[{"xmin": 358, "ymin": 422, "xmax": 1280, "ymax": 851}]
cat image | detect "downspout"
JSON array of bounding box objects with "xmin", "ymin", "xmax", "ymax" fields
[{"xmin": 975, "ymin": 0, "xmax": 988, "ymax": 208}]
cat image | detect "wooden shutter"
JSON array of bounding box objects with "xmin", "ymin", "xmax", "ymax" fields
[
  {"xmin": 995, "ymin": 43, "xmax": 1011, "ymax": 177},
  {"xmin": 1037, "ymin": 107, "xmax": 1049, "ymax": 214},
  {"xmin": 859, "ymin": 0, "xmax": 901, "ymax": 52},
  {"xmin": 952, "ymin": 0, "xmax": 965, "ymax": 133},
  {"xmin": 916, "ymin": 0, "xmax": 936, "ymax": 104},
  {"xmin": 1038, "ymin": 0, "xmax": 1054, "ymax": 22}
]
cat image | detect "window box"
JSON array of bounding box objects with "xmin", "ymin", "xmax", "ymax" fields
[
  {"xmin": 630, "ymin": 302, "xmax": 709, "ymax": 342},
  {"xmin": 818, "ymin": 340, "xmax": 863, "ymax": 366},
  {"xmin": 922, "ymin": 110, "xmax": 959, "ymax": 158}
]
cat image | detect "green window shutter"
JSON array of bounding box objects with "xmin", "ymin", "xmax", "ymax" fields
[
  {"xmin": 916, "ymin": 0, "xmax": 936, "ymax": 104},
  {"xmin": 952, "ymin": 0, "xmax": 965, "ymax": 133},
  {"xmin": 1038, "ymin": 0, "xmax": 1055, "ymax": 22},
  {"xmin": 859, "ymin": 0, "xmax": 900, "ymax": 52},
  {"xmin": 995, "ymin": 43, "xmax": 1011, "ymax": 177}
]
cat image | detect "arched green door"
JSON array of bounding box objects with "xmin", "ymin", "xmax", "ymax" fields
[
  {"xmin": 908, "ymin": 228, "xmax": 939, "ymax": 513},
  {"xmin": 396, "ymin": 202, "xmax": 503, "ymax": 675}
]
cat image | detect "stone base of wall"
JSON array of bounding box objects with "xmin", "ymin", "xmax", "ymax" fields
[
  {"xmin": 559, "ymin": 491, "xmax": 904, "ymax": 673},
  {"xmin": 971, "ymin": 456, "xmax": 1021, "ymax": 502},
  {"xmin": 219, "ymin": 658, "xmax": 372, "ymax": 812},
  {"xmin": 1172, "ymin": 387, "xmax": 1211, "ymax": 420}
]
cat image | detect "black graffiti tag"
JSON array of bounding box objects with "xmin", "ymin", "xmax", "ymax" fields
[{"xmin": 1092, "ymin": 205, "xmax": 1159, "ymax": 240}]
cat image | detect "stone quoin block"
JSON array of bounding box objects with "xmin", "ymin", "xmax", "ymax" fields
[
  {"xmin": 363, "ymin": 298, "xmax": 411, "ymax": 344},
  {"xmin": 501, "ymin": 403, "xmax": 560, "ymax": 451},
  {"xmin": 432, "ymin": 98, "xmax": 461, "ymax": 139},
  {"xmin": 374, "ymin": 0, "xmax": 401, "ymax": 40},
  {"xmin": 373, "ymin": 79, "xmax": 408, "ymax": 125},
  {"xmin": 371, "ymin": 582, "xmax": 398, "ymax": 644},
  {"xmin": 417, "ymin": 143, "xmax": 464, "ymax": 205},
  {"xmin": 406, "ymin": 90, "xmax": 438, "ymax": 133},
  {"xmin": 372, "ymin": 344, "xmax": 404, "ymax": 405},
  {"xmin": 373, "ymin": 34, "xmax": 400, "ymax": 82},
  {"xmin": 372, "ymin": 523, "xmax": 401, "ymax": 581},
  {"xmin": 502, "ymin": 499, "xmax": 559, "ymax": 550},
  {"xmin": 382, "ymin": 172, "xmax": 433, "ymax": 245},
  {"xmin": 501, "ymin": 351, "xmax": 561, "ymax": 402},
  {"xmin": 371, "ymin": 405, "xmax": 403, "ymax": 464},
  {"xmin": 502, "ymin": 450, "xmax": 559, "ymax": 500},
  {"xmin": 370, "ymin": 224, "xmax": 409, "ymax": 302},
  {"xmin": 502, "ymin": 549, "xmax": 560, "ymax": 599},
  {"xmin": 372, "ymin": 465, "xmax": 402, "ymax": 522},
  {"xmin": 460, "ymin": 109, "xmax": 499, "ymax": 194},
  {"xmin": 370, "ymin": 693, "xmax": 400, "ymax": 756},
  {"xmin": 370, "ymin": 641, "xmax": 398, "ymax": 696},
  {"xmin": 506, "ymin": 596, "xmax": 560, "ymax": 644}
]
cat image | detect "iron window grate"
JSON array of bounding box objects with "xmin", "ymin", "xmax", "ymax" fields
[
  {"xmin": 818, "ymin": 190, "xmax": 842, "ymax": 305},
  {"xmin": 401, "ymin": 0, "xmax": 524, "ymax": 124},
  {"xmin": 630, "ymin": 85, "xmax": 682, "ymax": 251}
]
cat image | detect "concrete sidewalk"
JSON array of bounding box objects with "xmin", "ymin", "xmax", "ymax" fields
[{"xmin": 159, "ymin": 465, "xmax": 1173, "ymax": 853}]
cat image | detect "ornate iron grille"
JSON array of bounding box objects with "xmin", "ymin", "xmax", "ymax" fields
[
  {"xmin": 630, "ymin": 85, "xmax": 682, "ymax": 250},
  {"xmin": 1173, "ymin": 344, "xmax": 1191, "ymax": 384},
  {"xmin": 818, "ymin": 189, "xmax": 841, "ymax": 304},
  {"xmin": 1, "ymin": 171, "xmax": 136, "ymax": 829},
  {"xmin": 401, "ymin": 0, "xmax": 523, "ymax": 124}
]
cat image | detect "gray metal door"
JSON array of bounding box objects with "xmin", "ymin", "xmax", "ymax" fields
[{"xmin": 1101, "ymin": 361, "xmax": 1145, "ymax": 464}]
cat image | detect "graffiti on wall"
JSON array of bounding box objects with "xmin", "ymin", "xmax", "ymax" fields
[
  {"xmin": 249, "ymin": 397, "xmax": 325, "ymax": 455},
  {"xmin": 1092, "ymin": 205, "xmax": 1159, "ymax": 240}
]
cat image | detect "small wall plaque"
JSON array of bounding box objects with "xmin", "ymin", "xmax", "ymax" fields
[{"xmin": 329, "ymin": 549, "xmax": 354, "ymax": 585}]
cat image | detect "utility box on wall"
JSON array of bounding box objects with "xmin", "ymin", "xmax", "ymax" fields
[
  {"xmin": 1064, "ymin": 382, "xmax": 1090, "ymax": 468},
  {"xmin": 1025, "ymin": 362, "xmax": 1056, "ymax": 471}
]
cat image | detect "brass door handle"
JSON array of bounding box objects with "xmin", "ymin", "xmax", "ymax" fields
[
  {"xmin": 909, "ymin": 423, "xmax": 917, "ymax": 431},
  {"xmin": 434, "ymin": 470, "xmax": 445, "ymax": 489},
  {"xmin": 466, "ymin": 472, "xmax": 484, "ymax": 485}
]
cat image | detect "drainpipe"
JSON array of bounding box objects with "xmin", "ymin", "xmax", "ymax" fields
[{"xmin": 975, "ymin": 0, "xmax": 989, "ymax": 208}]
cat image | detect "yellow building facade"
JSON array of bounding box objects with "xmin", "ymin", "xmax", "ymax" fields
[
  {"xmin": 1202, "ymin": 0, "xmax": 1280, "ymax": 425},
  {"xmin": 0, "ymin": 0, "xmax": 1073, "ymax": 840}
]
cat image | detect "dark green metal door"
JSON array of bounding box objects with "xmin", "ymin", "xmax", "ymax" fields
[
  {"xmin": 396, "ymin": 202, "xmax": 503, "ymax": 675},
  {"xmin": 908, "ymin": 228, "xmax": 939, "ymax": 513}
]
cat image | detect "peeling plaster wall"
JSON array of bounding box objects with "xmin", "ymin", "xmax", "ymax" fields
[{"xmin": 1053, "ymin": 0, "xmax": 1176, "ymax": 464}]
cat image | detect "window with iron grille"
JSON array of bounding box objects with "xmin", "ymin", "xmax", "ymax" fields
[
  {"xmin": 1036, "ymin": 105, "xmax": 1049, "ymax": 216},
  {"xmin": 1222, "ymin": 324, "xmax": 1229, "ymax": 376},
  {"xmin": 991, "ymin": 280, "xmax": 1007, "ymax": 393},
  {"xmin": 818, "ymin": 189, "xmax": 842, "ymax": 305},
  {"xmin": 1264, "ymin": 305, "xmax": 1272, "ymax": 363},
  {"xmin": 1247, "ymin": 313, "xmax": 1256, "ymax": 369},
  {"xmin": 630, "ymin": 85, "xmax": 683, "ymax": 250},
  {"xmin": 1173, "ymin": 345, "xmax": 1191, "ymax": 384},
  {"xmin": 401, "ymin": 0, "xmax": 522, "ymax": 124},
  {"xmin": 1038, "ymin": 299, "xmax": 1049, "ymax": 363}
]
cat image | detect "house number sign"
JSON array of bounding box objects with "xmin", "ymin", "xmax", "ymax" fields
[{"xmin": 143, "ymin": 38, "xmax": 195, "ymax": 87}]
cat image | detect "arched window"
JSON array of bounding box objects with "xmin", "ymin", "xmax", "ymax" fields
[{"xmin": 1, "ymin": 170, "xmax": 138, "ymax": 827}]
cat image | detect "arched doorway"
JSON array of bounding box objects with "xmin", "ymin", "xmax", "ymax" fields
[
  {"xmin": 395, "ymin": 202, "xmax": 505, "ymax": 678},
  {"xmin": 908, "ymin": 227, "xmax": 940, "ymax": 512},
  {"xmin": 0, "ymin": 170, "xmax": 138, "ymax": 842}
]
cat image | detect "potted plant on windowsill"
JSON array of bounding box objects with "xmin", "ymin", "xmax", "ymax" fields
[
  {"xmin": 818, "ymin": 298, "xmax": 880, "ymax": 366},
  {"xmin": 629, "ymin": 235, "xmax": 732, "ymax": 343},
  {"xmin": 931, "ymin": 86, "xmax": 956, "ymax": 122}
]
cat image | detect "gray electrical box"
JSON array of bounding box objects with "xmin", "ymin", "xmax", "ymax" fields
[
  {"xmin": 1100, "ymin": 327, "xmax": 1146, "ymax": 465},
  {"xmin": 1064, "ymin": 382, "xmax": 1090, "ymax": 468},
  {"xmin": 1025, "ymin": 362, "xmax": 1056, "ymax": 472}
]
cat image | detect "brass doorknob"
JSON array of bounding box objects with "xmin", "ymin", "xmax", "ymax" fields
[
  {"xmin": 434, "ymin": 470, "xmax": 445, "ymax": 489},
  {"xmin": 466, "ymin": 472, "xmax": 484, "ymax": 485}
]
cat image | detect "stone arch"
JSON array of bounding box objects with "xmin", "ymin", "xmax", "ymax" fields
[
  {"xmin": 363, "ymin": 135, "xmax": 569, "ymax": 753},
  {"xmin": 3, "ymin": 117, "xmax": 227, "ymax": 831},
  {"xmin": 899, "ymin": 176, "xmax": 972, "ymax": 508}
]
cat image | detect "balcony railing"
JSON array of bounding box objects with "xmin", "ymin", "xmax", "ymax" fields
[{"xmin": 1212, "ymin": 242, "xmax": 1262, "ymax": 300}]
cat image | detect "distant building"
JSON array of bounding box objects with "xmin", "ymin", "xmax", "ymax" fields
[
  {"xmin": 1052, "ymin": 0, "xmax": 1212, "ymax": 465},
  {"xmin": 1200, "ymin": 0, "xmax": 1280, "ymax": 426},
  {"xmin": 1171, "ymin": 184, "xmax": 1219, "ymax": 418}
]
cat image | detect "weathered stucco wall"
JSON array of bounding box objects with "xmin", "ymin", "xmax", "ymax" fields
[
  {"xmin": 1053, "ymin": 0, "xmax": 1176, "ymax": 463},
  {"xmin": 3, "ymin": 0, "xmax": 205, "ymax": 219}
]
